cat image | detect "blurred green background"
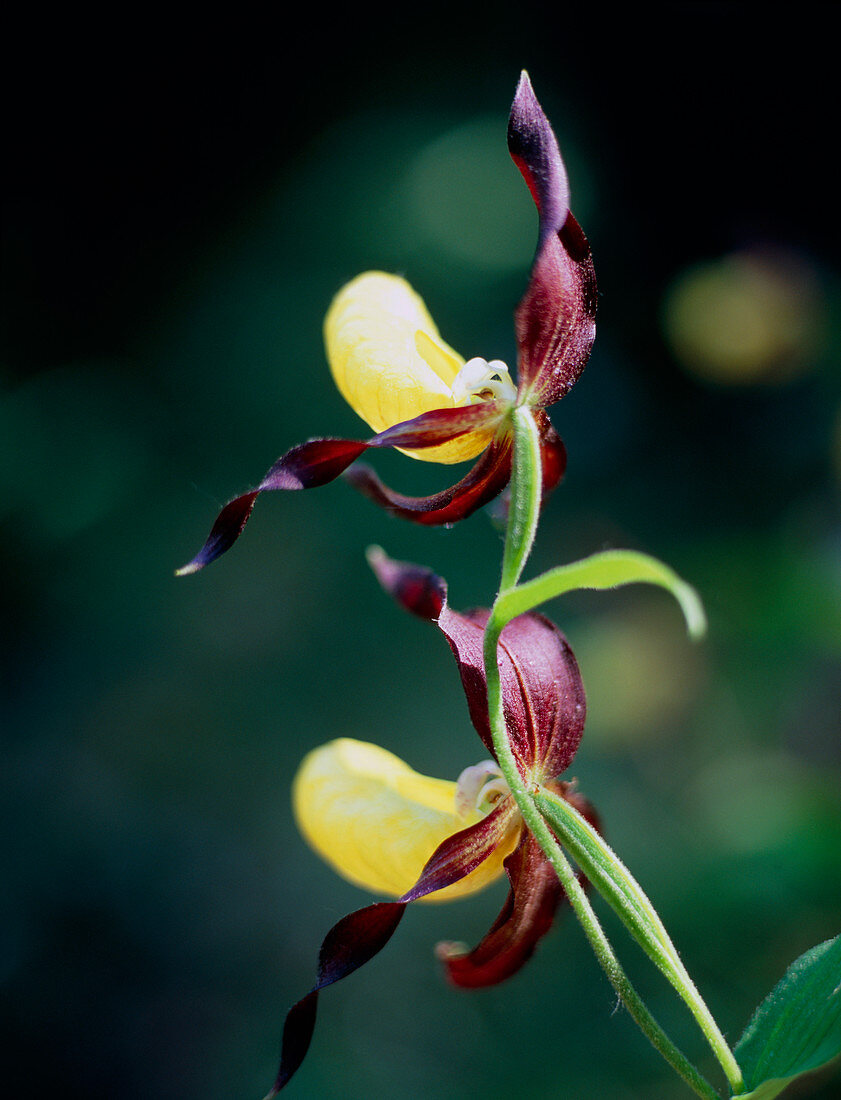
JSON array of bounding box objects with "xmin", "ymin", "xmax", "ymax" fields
[{"xmin": 3, "ymin": 5, "xmax": 840, "ymax": 1098}]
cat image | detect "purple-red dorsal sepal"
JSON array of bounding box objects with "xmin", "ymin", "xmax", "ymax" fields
[
  {"xmin": 515, "ymin": 214, "xmax": 597, "ymax": 408},
  {"xmin": 370, "ymin": 552, "xmax": 586, "ymax": 781},
  {"xmin": 508, "ymin": 73, "xmax": 597, "ymax": 409},
  {"xmin": 508, "ymin": 71, "xmax": 569, "ymax": 242},
  {"xmin": 439, "ymin": 606, "xmax": 586, "ymax": 780}
]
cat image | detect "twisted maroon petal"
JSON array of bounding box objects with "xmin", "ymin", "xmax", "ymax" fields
[
  {"xmin": 177, "ymin": 404, "xmax": 506, "ymax": 574},
  {"xmin": 508, "ymin": 73, "xmax": 597, "ymax": 408},
  {"xmin": 176, "ymin": 438, "xmax": 369, "ymax": 575},
  {"xmin": 266, "ymin": 802, "xmax": 516, "ymax": 1094},
  {"xmin": 266, "ymin": 902, "xmax": 407, "ymax": 1097},
  {"xmin": 369, "ymin": 552, "xmax": 586, "ymax": 778},
  {"xmin": 371, "ymin": 401, "xmax": 505, "ymax": 448},
  {"xmin": 400, "ymin": 798, "xmax": 519, "ymax": 902}
]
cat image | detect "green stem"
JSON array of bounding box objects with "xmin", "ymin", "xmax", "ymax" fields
[
  {"xmin": 485, "ymin": 622, "xmax": 719, "ymax": 1099},
  {"xmin": 499, "ymin": 407, "xmax": 543, "ymax": 592},
  {"xmin": 481, "ymin": 411, "xmax": 723, "ymax": 1099},
  {"xmin": 535, "ymin": 786, "xmax": 744, "ymax": 1094}
]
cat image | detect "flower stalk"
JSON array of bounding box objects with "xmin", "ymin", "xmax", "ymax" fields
[{"xmin": 482, "ymin": 405, "xmax": 743, "ymax": 1098}]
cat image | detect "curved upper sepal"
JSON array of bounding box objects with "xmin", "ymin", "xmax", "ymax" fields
[
  {"xmin": 369, "ymin": 551, "xmax": 587, "ymax": 781},
  {"xmin": 508, "ymin": 71, "xmax": 569, "ymax": 243},
  {"xmin": 515, "ymin": 215, "xmax": 597, "ymax": 408},
  {"xmin": 508, "ymin": 73, "xmax": 597, "ymax": 409}
]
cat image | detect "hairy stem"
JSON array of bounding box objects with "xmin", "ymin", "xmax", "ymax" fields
[{"xmin": 481, "ymin": 411, "xmax": 726, "ymax": 1099}]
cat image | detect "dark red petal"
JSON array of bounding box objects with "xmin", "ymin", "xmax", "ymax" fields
[
  {"xmin": 369, "ymin": 550, "xmax": 586, "ymax": 778},
  {"xmin": 438, "ymin": 830, "xmax": 562, "ymax": 988},
  {"xmin": 345, "ymin": 434, "xmax": 512, "ymax": 526},
  {"xmin": 369, "ymin": 401, "xmax": 505, "ymax": 449},
  {"xmin": 267, "ymin": 800, "xmax": 516, "ymax": 1093},
  {"xmin": 401, "ymin": 799, "xmax": 519, "ymax": 902},
  {"xmin": 177, "ymin": 405, "xmax": 506, "ymax": 575},
  {"xmin": 438, "ymin": 785, "xmax": 604, "ymax": 991},
  {"xmin": 508, "ymin": 73, "xmax": 597, "ymax": 408},
  {"xmin": 267, "ymin": 902, "xmax": 407, "ymax": 1095},
  {"xmin": 176, "ymin": 438, "xmax": 369, "ymax": 574},
  {"xmin": 366, "ymin": 546, "xmax": 447, "ymax": 621}
]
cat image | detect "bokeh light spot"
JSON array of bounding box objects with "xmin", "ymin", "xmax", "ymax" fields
[
  {"xmin": 406, "ymin": 117, "xmax": 534, "ymax": 272},
  {"xmin": 662, "ymin": 247, "xmax": 827, "ymax": 385}
]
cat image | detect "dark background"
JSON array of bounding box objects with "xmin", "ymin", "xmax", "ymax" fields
[{"xmin": 3, "ymin": 4, "xmax": 840, "ymax": 1098}]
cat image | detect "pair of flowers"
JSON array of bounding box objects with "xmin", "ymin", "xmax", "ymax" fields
[{"xmin": 179, "ymin": 73, "xmax": 599, "ymax": 1093}]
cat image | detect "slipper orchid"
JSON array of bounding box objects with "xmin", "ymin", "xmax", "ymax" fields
[
  {"xmin": 177, "ymin": 72, "xmax": 596, "ymax": 575},
  {"xmin": 266, "ymin": 552, "xmax": 599, "ymax": 1095}
]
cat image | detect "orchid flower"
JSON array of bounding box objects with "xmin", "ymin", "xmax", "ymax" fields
[
  {"xmin": 265, "ymin": 552, "xmax": 599, "ymax": 1095},
  {"xmin": 177, "ymin": 72, "xmax": 596, "ymax": 575}
]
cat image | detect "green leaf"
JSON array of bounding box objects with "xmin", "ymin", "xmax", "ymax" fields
[
  {"xmin": 733, "ymin": 935, "xmax": 841, "ymax": 1098},
  {"xmin": 494, "ymin": 549, "xmax": 707, "ymax": 639}
]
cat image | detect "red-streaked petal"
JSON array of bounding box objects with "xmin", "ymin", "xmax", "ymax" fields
[
  {"xmin": 345, "ymin": 434, "xmax": 512, "ymax": 525},
  {"xmin": 400, "ymin": 798, "xmax": 519, "ymax": 902},
  {"xmin": 266, "ymin": 800, "xmax": 517, "ymax": 1094},
  {"xmin": 177, "ymin": 405, "xmax": 507, "ymax": 575},
  {"xmin": 437, "ymin": 830, "xmax": 562, "ymax": 988},
  {"xmin": 508, "ymin": 73, "xmax": 597, "ymax": 408},
  {"xmin": 369, "ymin": 552, "xmax": 586, "ymax": 778},
  {"xmin": 493, "ymin": 610, "xmax": 586, "ymax": 779},
  {"xmin": 371, "ymin": 401, "xmax": 505, "ymax": 449},
  {"xmin": 432, "ymin": 604, "xmax": 586, "ymax": 779}
]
